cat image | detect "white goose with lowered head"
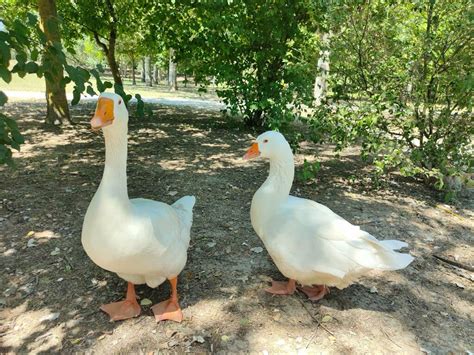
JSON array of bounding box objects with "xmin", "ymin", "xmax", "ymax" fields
[
  {"xmin": 82, "ymin": 92, "xmax": 196, "ymax": 322},
  {"xmin": 244, "ymin": 131, "xmax": 414, "ymax": 300}
]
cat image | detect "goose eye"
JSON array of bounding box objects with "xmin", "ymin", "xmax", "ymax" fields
[
  {"xmin": 118, "ymin": 99, "xmax": 122, "ymax": 105},
  {"xmin": 263, "ymin": 139, "xmax": 269, "ymax": 143}
]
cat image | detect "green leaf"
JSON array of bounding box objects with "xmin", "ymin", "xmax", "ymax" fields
[
  {"xmin": 27, "ymin": 13, "xmax": 38, "ymax": 26},
  {"xmin": 86, "ymin": 85, "xmax": 96, "ymax": 97},
  {"xmin": 5, "ymin": 117, "xmax": 18, "ymax": 130},
  {"xmin": 10, "ymin": 140, "xmax": 20, "ymax": 151},
  {"xmin": 0, "ymin": 41, "xmax": 11, "ymax": 66},
  {"xmin": 0, "ymin": 67, "xmax": 11, "ymax": 83},
  {"xmin": 36, "ymin": 27, "xmax": 47, "ymax": 44},
  {"xmin": 71, "ymin": 90, "xmax": 81, "ymax": 106},
  {"xmin": 31, "ymin": 49, "xmax": 39, "ymax": 61},
  {"xmin": 61, "ymin": 76, "xmax": 72, "ymax": 86},
  {"xmin": 12, "ymin": 20, "xmax": 29, "ymax": 45},
  {"xmin": 24, "ymin": 61, "xmax": 39, "ymax": 74},
  {"xmin": 66, "ymin": 46, "xmax": 77, "ymax": 55},
  {"xmin": 12, "ymin": 130, "xmax": 24, "ymax": 144},
  {"xmin": 0, "ymin": 144, "xmax": 13, "ymax": 165},
  {"xmin": 15, "ymin": 51, "xmax": 27, "ymax": 64},
  {"xmin": 0, "ymin": 91, "xmax": 7, "ymax": 106}
]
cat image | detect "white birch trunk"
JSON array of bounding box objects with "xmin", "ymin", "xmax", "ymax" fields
[
  {"xmin": 145, "ymin": 56, "xmax": 152, "ymax": 87},
  {"xmin": 168, "ymin": 48, "xmax": 177, "ymax": 91},
  {"xmin": 314, "ymin": 33, "xmax": 331, "ymax": 106}
]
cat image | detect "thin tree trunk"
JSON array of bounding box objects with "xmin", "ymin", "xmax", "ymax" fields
[
  {"xmin": 184, "ymin": 73, "xmax": 187, "ymax": 88},
  {"xmin": 106, "ymin": 46, "xmax": 122, "ymax": 86},
  {"xmin": 145, "ymin": 56, "xmax": 152, "ymax": 87},
  {"xmin": 131, "ymin": 55, "xmax": 136, "ymax": 86},
  {"xmin": 91, "ymin": 1, "xmax": 122, "ymax": 87},
  {"xmin": 168, "ymin": 48, "xmax": 177, "ymax": 91},
  {"xmin": 105, "ymin": 0, "xmax": 121, "ymax": 87},
  {"xmin": 38, "ymin": 0, "xmax": 71, "ymax": 125},
  {"xmin": 153, "ymin": 63, "xmax": 159, "ymax": 84},
  {"xmin": 313, "ymin": 32, "xmax": 331, "ymax": 106},
  {"xmin": 246, "ymin": 109, "xmax": 264, "ymax": 127},
  {"xmin": 141, "ymin": 57, "xmax": 146, "ymax": 82}
]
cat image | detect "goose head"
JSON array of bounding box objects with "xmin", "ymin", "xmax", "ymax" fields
[
  {"xmin": 90, "ymin": 92, "xmax": 128, "ymax": 132},
  {"xmin": 243, "ymin": 131, "xmax": 292, "ymax": 161}
]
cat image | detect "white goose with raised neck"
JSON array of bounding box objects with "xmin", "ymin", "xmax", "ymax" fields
[
  {"xmin": 245, "ymin": 130, "xmax": 414, "ymax": 295},
  {"xmin": 82, "ymin": 92, "xmax": 197, "ymax": 322}
]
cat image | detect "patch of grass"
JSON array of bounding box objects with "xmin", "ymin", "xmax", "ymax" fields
[
  {"xmin": 0, "ymin": 74, "xmax": 47, "ymax": 92},
  {"xmin": 0, "ymin": 73, "xmax": 219, "ymax": 101}
]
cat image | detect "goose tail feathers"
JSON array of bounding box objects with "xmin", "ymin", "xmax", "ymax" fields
[
  {"xmin": 172, "ymin": 196, "xmax": 196, "ymax": 231},
  {"xmin": 379, "ymin": 239, "xmax": 409, "ymax": 251},
  {"xmin": 348, "ymin": 233, "xmax": 414, "ymax": 271}
]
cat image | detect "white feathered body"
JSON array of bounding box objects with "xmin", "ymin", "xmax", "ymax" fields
[
  {"xmin": 82, "ymin": 194, "xmax": 195, "ymax": 288},
  {"xmin": 252, "ymin": 193, "xmax": 413, "ymax": 289}
]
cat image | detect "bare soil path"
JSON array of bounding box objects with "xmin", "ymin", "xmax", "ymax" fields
[{"xmin": 1, "ymin": 102, "xmax": 473, "ymax": 354}]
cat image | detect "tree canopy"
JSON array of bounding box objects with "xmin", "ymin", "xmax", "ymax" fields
[{"xmin": 1, "ymin": 0, "xmax": 472, "ymax": 195}]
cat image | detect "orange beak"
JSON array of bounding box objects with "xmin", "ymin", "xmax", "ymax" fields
[
  {"xmin": 91, "ymin": 97, "xmax": 114, "ymax": 130},
  {"xmin": 243, "ymin": 142, "xmax": 260, "ymax": 160}
]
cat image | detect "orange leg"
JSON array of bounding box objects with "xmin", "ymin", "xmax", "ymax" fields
[
  {"xmin": 100, "ymin": 282, "xmax": 141, "ymax": 321},
  {"xmin": 265, "ymin": 278, "xmax": 296, "ymax": 296},
  {"xmin": 298, "ymin": 284, "xmax": 330, "ymax": 301},
  {"xmin": 151, "ymin": 277, "xmax": 183, "ymax": 323}
]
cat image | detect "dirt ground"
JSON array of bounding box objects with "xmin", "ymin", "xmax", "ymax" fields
[{"xmin": 1, "ymin": 101, "xmax": 473, "ymax": 354}]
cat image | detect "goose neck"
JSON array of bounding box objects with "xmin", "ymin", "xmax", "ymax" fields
[
  {"xmin": 99, "ymin": 127, "xmax": 129, "ymax": 201},
  {"xmin": 261, "ymin": 154, "xmax": 294, "ymax": 200}
]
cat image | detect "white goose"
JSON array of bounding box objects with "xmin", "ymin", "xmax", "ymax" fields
[
  {"xmin": 82, "ymin": 92, "xmax": 195, "ymax": 322},
  {"xmin": 244, "ymin": 131, "xmax": 413, "ymax": 300}
]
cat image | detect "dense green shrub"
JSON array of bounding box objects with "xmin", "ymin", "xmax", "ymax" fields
[{"xmin": 309, "ymin": 0, "xmax": 473, "ymax": 191}]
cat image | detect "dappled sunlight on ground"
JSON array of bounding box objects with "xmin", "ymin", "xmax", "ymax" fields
[
  {"xmin": 1, "ymin": 101, "xmax": 473, "ymax": 353},
  {"xmin": 0, "ymin": 303, "xmax": 66, "ymax": 352}
]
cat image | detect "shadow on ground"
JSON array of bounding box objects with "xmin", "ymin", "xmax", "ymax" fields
[{"xmin": 0, "ymin": 102, "xmax": 473, "ymax": 353}]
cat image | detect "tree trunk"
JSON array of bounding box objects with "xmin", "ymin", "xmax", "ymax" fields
[
  {"xmin": 38, "ymin": 0, "xmax": 71, "ymax": 126},
  {"xmin": 106, "ymin": 52, "xmax": 122, "ymax": 86},
  {"xmin": 131, "ymin": 56, "xmax": 136, "ymax": 86},
  {"xmin": 246, "ymin": 109, "xmax": 264, "ymax": 127},
  {"xmin": 141, "ymin": 57, "xmax": 146, "ymax": 82},
  {"xmin": 92, "ymin": 31, "xmax": 122, "ymax": 86},
  {"xmin": 313, "ymin": 32, "xmax": 331, "ymax": 106},
  {"xmin": 145, "ymin": 56, "xmax": 152, "ymax": 87},
  {"xmin": 184, "ymin": 73, "xmax": 187, "ymax": 88},
  {"xmin": 107, "ymin": 40, "xmax": 123, "ymax": 87},
  {"xmin": 168, "ymin": 48, "xmax": 177, "ymax": 91},
  {"xmin": 105, "ymin": 0, "xmax": 121, "ymax": 87},
  {"xmin": 153, "ymin": 64, "xmax": 159, "ymax": 84}
]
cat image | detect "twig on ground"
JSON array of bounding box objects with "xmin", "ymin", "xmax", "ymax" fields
[
  {"xmin": 357, "ymin": 220, "xmax": 375, "ymax": 225},
  {"xmin": 297, "ymin": 298, "xmax": 334, "ymax": 337},
  {"xmin": 433, "ymin": 254, "xmax": 474, "ymax": 272},
  {"xmin": 381, "ymin": 328, "xmax": 402, "ymax": 349},
  {"xmin": 306, "ymin": 332, "xmax": 318, "ymax": 349}
]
